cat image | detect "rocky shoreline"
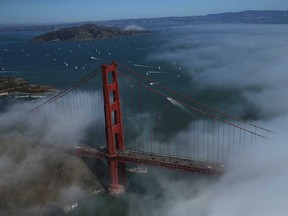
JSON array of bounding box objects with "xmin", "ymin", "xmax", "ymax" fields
[{"xmin": 0, "ymin": 77, "xmax": 57, "ymax": 97}]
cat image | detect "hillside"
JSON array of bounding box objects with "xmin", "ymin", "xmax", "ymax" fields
[
  {"xmin": 32, "ymin": 24, "xmax": 152, "ymax": 42},
  {"xmin": 0, "ymin": 77, "xmax": 57, "ymax": 96},
  {"xmin": 101, "ymin": 10, "xmax": 288, "ymax": 27},
  {"xmin": 0, "ymin": 133, "xmax": 103, "ymax": 215}
]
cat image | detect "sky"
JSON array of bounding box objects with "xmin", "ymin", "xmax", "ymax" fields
[{"xmin": 0, "ymin": 0, "xmax": 287, "ymax": 25}]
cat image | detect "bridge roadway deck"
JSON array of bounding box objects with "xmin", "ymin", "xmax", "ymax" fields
[{"xmin": 75, "ymin": 145, "xmax": 224, "ymax": 176}]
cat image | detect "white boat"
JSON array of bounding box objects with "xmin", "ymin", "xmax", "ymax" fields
[
  {"xmin": 0, "ymin": 92, "xmax": 8, "ymax": 96},
  {"xmin": 127, "ymin": 167, "xmax": 148, "ymax": 174}
]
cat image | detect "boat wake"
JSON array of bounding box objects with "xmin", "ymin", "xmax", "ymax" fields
[
  {"xmin": 91, "ymin": 56, "xmax": 103, "ymax": 61},
  {"xmin": 134, "ymin": 64, "xmax": 160, "ymax": 70},
  {"xmin": 167, "ymin": 97, "xmax": 192, "ymax": 115},
  {"xmin": 147, "ymin": 71, "xmax": 170, "ymax": 74}
]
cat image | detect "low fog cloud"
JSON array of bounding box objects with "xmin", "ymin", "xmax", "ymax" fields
[
  {"xmin": 125, "ymin": 24, "xmax": 288, "ymax": 216},
  {"xmin": 148, "ymin": 24, "xmax": 288, "ymax": 118},
  {"xmin": 0, "ymin": 91, "xmax": 104, "ymax": 147},
  {"xmin": 0, "ymin": 91, "xmax": 103, "ymax": 212},
  {"xmin": 126, "ymin": 116, "xmax": 288, "ymax": 216},
  {"xmin": 124, "ymin": 24, "xmax": 146, "ymax": 31}
]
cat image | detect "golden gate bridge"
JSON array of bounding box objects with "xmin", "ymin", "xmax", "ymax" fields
[{"xmin": 29, "ymin": 62, "xmax": 271, "ymax": 196}]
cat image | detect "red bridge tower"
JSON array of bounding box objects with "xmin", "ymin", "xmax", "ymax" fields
[{"xmin": 102, "ymin": 62, "xmax": 126, "ymax": 195}]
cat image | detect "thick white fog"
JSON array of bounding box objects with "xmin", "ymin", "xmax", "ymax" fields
[
  {"xmin": 129, "ymin": 24, "xmax": 288, "ymax": 216},
  {"xmin": 0, "ymin": 91, "xmax": 104, "ymax": 146},
  {"xmin": 0, "ymin": 91, "xmax": 104, "ymax": 213},
  {"xmin": 149, "ymin": 24, "xmax": 288, "ymax": 118}
]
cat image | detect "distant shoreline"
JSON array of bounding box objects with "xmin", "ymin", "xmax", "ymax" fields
[
  {"xmin": 1, "ymin": 10, "xmax": 288, "ymax": 32},
  {"xmin": 31, "ymin": 24, "xmax": 152, "ymax": 42}
]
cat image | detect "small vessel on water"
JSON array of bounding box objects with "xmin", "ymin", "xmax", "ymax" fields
[
  {"xmin": 127, "ymin": 167, "xmax": 148, "ymax": 174},
  {"xmin": 0, "ymin": 92, "xmax": 9, "ymax": 97}
]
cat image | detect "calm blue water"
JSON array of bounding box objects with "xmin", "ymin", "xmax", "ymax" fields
[
  {"xmin": 0, "ymin": 27, "xmax": 244, "ymax": 131},
  {"xmin": 0, "ymin": 30, "xmax": 177, "ymax": 87}
]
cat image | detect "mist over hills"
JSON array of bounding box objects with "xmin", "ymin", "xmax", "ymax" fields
[{"xmin": 1, "ymin": 10, "xmax": 288, "ymax": 32}]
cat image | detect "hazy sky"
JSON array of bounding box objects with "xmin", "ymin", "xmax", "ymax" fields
[{"xmin": 0, "ymin": 0, "xmax": 287, "ymax": 25}]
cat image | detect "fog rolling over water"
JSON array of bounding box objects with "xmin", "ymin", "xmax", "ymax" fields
[
  {"xmin": 1, "ymin": 24, "xmax": 288, "ymax": 215},
  {"xmin": 149, "ymin": 24, "xmax": 288, "ymax": 118},
  {"xmin": 127, "ymin": 24, "xmax": 288, "ymax": 216}
]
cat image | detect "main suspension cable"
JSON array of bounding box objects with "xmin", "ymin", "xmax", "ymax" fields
[
  {"xmin": 118, "ymin": 63, "xmax": 272, "ymax": 133},
  {"xmin": 118, "ymin": 71, "xmax": 268, "ymax": 139},
  {"xmin": 29, "ymin": 66, "xmax": 101, "ymax": 112}
]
